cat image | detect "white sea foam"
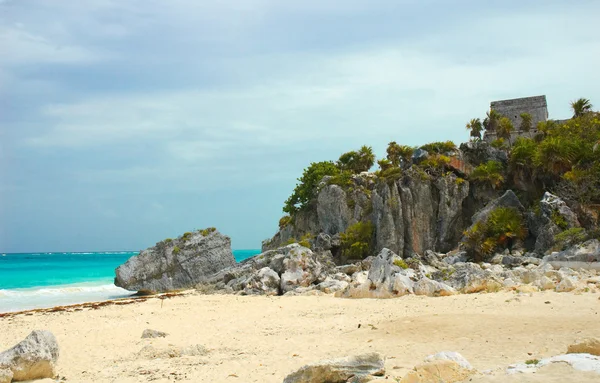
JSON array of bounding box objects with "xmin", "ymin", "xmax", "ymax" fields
[{"xmin": 0, "ymin": 281, "xmax": 134, "ymax": 313}]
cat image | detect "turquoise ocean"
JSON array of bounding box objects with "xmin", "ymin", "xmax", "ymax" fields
[{"xmin": 0, "ymin": 250, "xmax": 260, "ymax": 313}]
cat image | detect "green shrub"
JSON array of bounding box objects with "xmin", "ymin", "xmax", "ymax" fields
[
  {"xmin": 490, "ymin": 138, "xmax": 507, "ymax": 149},
  {"xmin": 328, "ymin": 170, "xmax": 354, "ymax": 189},
  {"xmin": 284, "ymin": 237, "xmax": 298, "ymax": 245},
  {"xmin": 299, "ymin": 233, "xmax": 313, "ymax": 249},
  {"xmin": 525, "ymin": 359, "xmax": 540, "ymax": 365},
  {"xmin": 279, "ymin": 215, "xmax": 292, "ymax": 230},
  {"xmin": 551, "ymin": 211, "xmax": 569, "ymax": 230},
  {"xmin": 377, "ymin": 166, "xmax": 403, "ymax": 183},
  {"xmin": 200, "ymin": 227, "xmax": 216, "ymax": 236},
  {"xmin": 393, "ymin": 259, "xmax": 408, "ymax": 269},
  {"xmin": 164, "ymin": 238, "xmax": 172, "ymax": 243},
  {"xmin": 470, "ymin": 160, "xmax": 505, "ymax": 188},
  {"xmin": 340, "ymin": 221, "xmax": 374, "ymax": 259},
  {"xmin": 510, "ymin": 137, "xmax": 537, "ymax": 170},
  {"xmin": 462, "ymin": 207, "xmax": 527, "ymax": 262},
  {"xmin": 554, "ymin": 227, "xmax": 586, "ymax": 247},
  {"xmin": 284, "ymin": 161, "xmax": 340, "ymax": 214},
  {"xmin": 455, "ymin": 177, "xmax": 466, "ymax": 186},
  {"xmin": 182, "ymin": 232, "xmax": 193, "ymax": 241},
  {"xmin": 420, "ymin": 141, "xmax": 457, "ymax": 154},
  {"xmin": 173, "ymin": 246, "xmax": 181, "ymax": 255}
]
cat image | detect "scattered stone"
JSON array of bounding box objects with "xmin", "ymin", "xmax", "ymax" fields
[
  {"xmin": 544, "ymin": 240, "xmax": 600, "ymax": 263},
  {"xmin": 282, "ymin": 353, "xmax": 385, "ymax": 383},
  {"xmin": 400, "ymin": 360, "xmax": 473, "ymax": 383},
  {"xmin": 141, "ymin": 329, "xmax": 168, "ymax": 339},
  {"xmin": 568, "ymin": 338, "xmax": 600, "ymax": 356},
  {"xmin": 137, "ymin": 344, "xmax": 207, "ymax": 359},
  {"xmin": 244, "ymin": 267, "xmax": 281, "ymax": 296},
  {"xmin": 556, "ymin": 277, "xmax": 577, "ymax": 292},
  {"xmin": 0, "ymin": 330, "xmax": 60, "ymax": 382},
  {"xmin": 508, "ymin": 353, "xmax": 600, "ymax": 375}
]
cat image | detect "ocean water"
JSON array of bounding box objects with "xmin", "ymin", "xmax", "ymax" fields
[{"xmin": 0, "ymin": 249, "xmax": 260, "ymax": 313}]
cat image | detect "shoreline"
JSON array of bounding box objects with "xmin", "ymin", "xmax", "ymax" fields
[{"xmin": 1, "ymin": 290, "xmax": 599, "ymax": 382}]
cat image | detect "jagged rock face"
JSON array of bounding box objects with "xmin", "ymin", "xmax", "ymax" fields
[
  {"xmin": 530, "ymin": 192, "xmax": 581, "ymax": 254},
  {"xmin": 543, "ymin": 239, "xmax": 600, "ymax": 263},
  {"xmin": 371, "ymin": 182, "xmax": 404, "ymax": 255},
  {"xmin": 0, "ymin": 330, "xmax": 59, "ymax": 382},
  {"xmin": 114, "ymin": 230, "xmax": 236, "ymax": 293},
  {"xmin": 265, "ymin": 172, "xmax": 470, "ymax": 257},
  {"xmin": 469, "ymin": 190, "xmax": 524, "ymax": 227}
]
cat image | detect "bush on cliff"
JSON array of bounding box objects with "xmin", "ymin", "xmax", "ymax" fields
[
  {"xmin": 337, "ymin": 146, "xmax": 376, "ymax": 174},
  {"xmin": 462, "ymin": 207, "xmax": 527, "ymax": 262},
  {"xmin": 420, "ymin": 141, "xmax": 456, "ymax": 154},
  {"xmin": 340, "ymin": 221, "xmax": 374, "ymax": 259},
  {"xmin": 470, "ymin": 160, "xmax": 505, "ymax": 189}
]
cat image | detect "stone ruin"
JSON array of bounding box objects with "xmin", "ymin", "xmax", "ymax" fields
[{"xmin": 483, "ymin": 95, "xmax": 548, "ymax": 143}]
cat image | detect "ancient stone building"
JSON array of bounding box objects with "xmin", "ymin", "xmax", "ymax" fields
[{"xmin": 483, "ymin": 95, "xmax": 548, "ymax": 142}]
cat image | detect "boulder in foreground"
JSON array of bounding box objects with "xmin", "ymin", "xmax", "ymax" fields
[
  {"xmin": 115, "ymin": 228, "xmax": 235, "ymax": 294},
  {"xmin": 283, "ymin": 353, "xmax": 385, "ymax": 383},
  {"xmin": 0, "ymin": 330, "xmax": 59, "ymax": 382}
]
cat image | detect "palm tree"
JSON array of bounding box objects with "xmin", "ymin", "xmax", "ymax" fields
[
  {"xmin": 357, "ymin": 145, "xmax": 375, "ymax": 172},
  {"xmin": 386, "ymin": 142, "xmax": 413, "ymax": 167},
  {"xmin": 519, "ymin": 113, "xmax": 532, "ymax": 133},
  {"xmin": 570, "ymin": 98, "xmax": 593, "ymax": 118},
  {"xmin": 497, "ymin": 117, "xmax": 514, "ymax": 147},
  {"xmin": 483, "ymin": 109, "xmax": 501, "ymax": 131},
  {"xmin": 466, "ymin": 118, "xmax": 483, "ymax": 140}
]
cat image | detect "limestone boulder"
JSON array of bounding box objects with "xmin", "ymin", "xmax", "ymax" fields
[
  {"xmin": 0, "ymin": 369, "xmax": 12, "ymax": 383},
  {"xmin": 400, "ymin": 359, "xmax": 473, "ymax": 383},
  {"xmin": 115, "ymin": 229, "xmax": 236, "ymax": 293},
  {"xmin": 0, "ymin": 330, "xmax": 59, "ymax": 382},
  {"xmin": 283, "ymin": 353, "xmax": 385, "ymax": 383},
  {"xmin": 244, "ymin": 267, "xmax": 281, "ymax": 296},
  {"xmin": 544, "ymin": 240, "xmax": 600, "ymax": 263},
  {"xmin": 531, "ymin": 193, "xmax": 581, "ymax": 254}
]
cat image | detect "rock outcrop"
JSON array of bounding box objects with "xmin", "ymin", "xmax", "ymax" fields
[
  {"xmin": 543, "ymin": 239, "xmax": 600, "ymax": 263},
  {"xmin": 115, "ymin": 229, "xmax": 236, "ymax": 294},
  {"xmin": 568, "ymin": 338, "xmax": 600, "ymax": 356},
  {"xmin": 283, "ymin": 353, "xmax": 385, "ymax": 383},
  {"xmin": 141, "ymin": 329, "xmax": 167, "ymax": 339},
  {"xmin": 0, "ymin": 330, "xmax": 59, "ymax": 382},
  {"xmin": 530, "ymin": 192, "xmax": 581, "ymax": 254}
]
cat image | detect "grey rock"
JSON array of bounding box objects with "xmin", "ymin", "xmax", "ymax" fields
[
  {"xmin": 367, "ymin": 248, "xmax": 402, "ymax": 287},
  {"xmin": 444, "ymin": 251, "xmax": 468, "ymax": 265},
  {"xmin": 459, "ymin": 140, "xmax": 508, "ymax": 166},
  {"xmin": 282, "ymin": 353, "xmax": 385, "ymax": 383},
  {"xmin": 115, "ymin": 229, "xmax": 236, "ymax": 294},
  {"xmin": 0, "ymin": 330, "xmax": 59, "ymax": 382},
  {"xmin": 502, "ymin": 255, "xmax": 541, "ymax": 267},
  {"xmin": 314, "ymin": 233, "xmax": 332, "ymax": 251},
  {"xmin": 141, "ymin": 329, "xmax": 168, "ymax": 339},
  {"xmin": 317, "ymin": 278, "xmax": 349, "ymax": 294},
  {"xmin": 399, "ymin": 174, "xmax": 436, "ymax": 255},
  {"xmin": 543, "ymin": 240, "xmax": 600, "ymax": 263},
  {"xmin": 413, "ymin": 278, "xmax": 456, "ymax": 296},
  {"xmin": 412, "ymin": 148, "xmax": 429, "ymax": 164}
]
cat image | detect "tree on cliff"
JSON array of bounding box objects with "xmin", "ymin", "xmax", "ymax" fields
[
  {"xmin": 466, "ymin": 118, "xmax": 483, "ymax": 140},
  {"xmin": 571, "ymin": 98, "xmax": 593, "ymax": 118},
  {"xmin": 337, "ymin": 146, "xmax": 376, "ymax": 173},
  {"xmin": 283, "ymin": 161, "xmax": 340, "ymax": 214},
  {"xmin": 386, "ymin": 141, "xmax": 414, "ymax": 167}
]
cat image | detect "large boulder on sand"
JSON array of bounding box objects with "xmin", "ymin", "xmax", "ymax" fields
[
  {"xmin": 0, "ymin": 330, "xmax": 59, "ymax": 382},
  {"xmin": 115, "ymin": 229, "xmax": 236, "ymax": 293},
  {"xmin": 283, "ymin": 353, "xmax": 385, "ymax": 383}
]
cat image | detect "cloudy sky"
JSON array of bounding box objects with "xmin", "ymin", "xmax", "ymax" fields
[{"xmin": 1, "ymin": 0, "xmax": 599, "ymax": 252}]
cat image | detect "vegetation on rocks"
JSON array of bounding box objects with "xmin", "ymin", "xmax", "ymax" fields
[
  {"xmin": 279, "ymin": 215, "xmax": 292, "ymax": 230},
  {"xmin": 420, "ymin": 140, "xmax": 457, "ymax": 154},
  {"xmin": 284, "ymin": 161, "xmax": 340, "ymax": 214},
  {"xmin": 340, "ymin": 221, "xmax": 374, "ymax": 259},
  {"xmin": 554, "ymin": 228, "xmax": 587, "ymax": 249},
  {"xmin": 470, "ymin": 161, "xmax": 505, "ymax": 188},
  {"xmin": 462, "ymin": 207, "xmax": 527, "ymax": 261}
]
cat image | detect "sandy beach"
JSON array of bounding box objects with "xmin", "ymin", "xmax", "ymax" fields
[{"xmin": 1, "ymin": 291, "xmax": 599, "ymax": 382}]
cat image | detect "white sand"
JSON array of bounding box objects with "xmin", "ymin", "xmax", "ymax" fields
[{"xmin": 1, "ymin": 291, "xmax": 599, "ymax": 382}]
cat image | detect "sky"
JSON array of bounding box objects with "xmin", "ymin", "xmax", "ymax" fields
[{"xmin": 1, "ymin": 0, "xmax": 600, "ymax": 252}]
